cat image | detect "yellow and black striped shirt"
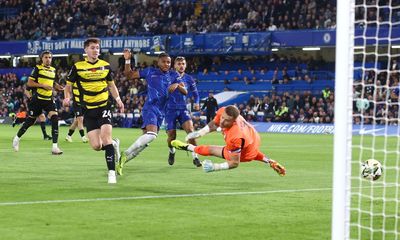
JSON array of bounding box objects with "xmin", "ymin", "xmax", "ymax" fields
[
  {"xmin": 67, "ymin": 59, "xmax": 113, "ymax": 109},
  {"xmin": 29, "ymin": 64, "xmax": 57, "ymax": 100}
]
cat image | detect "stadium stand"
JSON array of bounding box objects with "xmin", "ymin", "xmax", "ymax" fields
[
  {"xmin": 0, "ymin": 0, "xmax": 337, "ymax": 40},
  {"xmin": 1, "ymin": 0, "xmax": 398, "ymax": 128}
]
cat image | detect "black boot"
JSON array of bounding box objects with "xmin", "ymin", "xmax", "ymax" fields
[
  {"xmin": 193, "ymin": 157, "xmax": 202, "ymax": 167},
  {"xmin": 168, "ymin": 152, "xmax": 175, "ymax": 166}
]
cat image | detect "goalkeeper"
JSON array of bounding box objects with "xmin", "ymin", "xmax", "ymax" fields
[{"xmin": 172, "ymin": 105, "xmax": 286, "ymax": 175}]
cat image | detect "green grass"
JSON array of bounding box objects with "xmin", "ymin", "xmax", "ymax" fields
[{"xmin": 0, "ymin": 124, "xmax": 395, "ymax": 239}]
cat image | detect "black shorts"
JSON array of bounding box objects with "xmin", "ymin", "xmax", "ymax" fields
[
  {"xmin": 28, "ymin": 98, "xmax": 57, "ymax": 117},
  {"xmin": 84, "ymin": 106, "xmax": 112, "ymax": 133},
  {"xmin": 73, "ymin": 102, "xmax": 83, "ymax": 117}
]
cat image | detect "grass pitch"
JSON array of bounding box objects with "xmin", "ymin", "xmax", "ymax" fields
[{"xmin": 1, "ymin": 124, "xmax": 335, "ymax": 239}]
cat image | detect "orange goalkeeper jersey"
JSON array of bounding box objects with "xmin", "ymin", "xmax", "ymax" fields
[{"xmin": 213, "ymin": 107, "xmax": 262, "ymax": 161}]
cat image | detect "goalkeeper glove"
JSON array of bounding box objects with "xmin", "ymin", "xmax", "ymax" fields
[
  {"xmin": 185, "ymin": 125, "xmax": 210, "ymax": 141},
  {"xmin": 202, "ymin": 160, "xmax": 215, "ymax": 172},
  {"xmin": 185, "ymin": 131, "xmax": 201, "ymax": 141},
  {"xmin": 202, "ymin": 160, "xmax": 230, "ymax": 173}
]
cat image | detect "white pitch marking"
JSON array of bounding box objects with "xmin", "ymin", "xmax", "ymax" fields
[{"xmin": 0, "ymin": 187, "xmax": 332, "ymax": 206}]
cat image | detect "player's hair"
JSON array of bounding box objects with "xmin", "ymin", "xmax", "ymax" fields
[
  {"xmin": 40, "ymin": 50, "xmax": 52, "ymax": 59},
  {"xmin": 175, "ymin": 56, "xmax": 185, "ymax": 62},
  {"xmin": 158, "ymin": 52, "xmax": 170, "ymax": 59},
  {"xmin": 39, "ymin": 50, "xmax": 52, "ymax": 64},
  {"xmin": 225, "ymin": 105, "xmax": 240, "ymax": 119},
  {"xmin": 84, "ymin": 38, "xmax": 101, "ymax": 48}
]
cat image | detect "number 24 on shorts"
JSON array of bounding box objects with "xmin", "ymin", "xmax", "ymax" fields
[{"xmin": 102, "ymin": 110, "xmax": 111, "ymax": 118}]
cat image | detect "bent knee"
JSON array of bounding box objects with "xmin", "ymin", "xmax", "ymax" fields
[{"xmin": 92, "ymin": 144, "xmax": 102, "ymax": 151}]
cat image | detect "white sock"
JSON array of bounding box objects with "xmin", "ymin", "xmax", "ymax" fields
[
  {"xmin": 169, "ymin": 147, "xmax": 175, "ymax": 154},
  {"xmin": 187, "ymin": 144, "xmax": 195, "ymax": 152},
  {"xmin": 263, "ymin": 157, "xmax": 271, "ymax": 164},
  {"xmin": 191, "ymin": 151, "xmax": 198, "ymax": 159},
  {"xmin": 125, "ymin": 132, "xmax": 157, "ymax": 160},
  {"xmin": 14, "ymin": 136, "xmax": 20, "ymax": 140},
  {"xmin": 52, "ymin": 143, "xmax": 58, "ymax": 148}
]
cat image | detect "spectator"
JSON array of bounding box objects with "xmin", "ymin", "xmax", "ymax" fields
[
  {"xmin": 0, "ymin": 0, "xmax": 339, "ymax": 41},
  {"xmin": 201, "ymin": 93, "xmax": 219, "ymax": 123}
]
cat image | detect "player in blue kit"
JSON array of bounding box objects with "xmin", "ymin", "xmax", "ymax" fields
[
  {"xmin": 165, "ymin": 56, "xmax": 201, "ymax": 167},
  {"xmin": 117, "ymin": 50, "xmax": 186, "ymax": 175}
]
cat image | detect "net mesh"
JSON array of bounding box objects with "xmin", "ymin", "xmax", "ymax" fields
[{"xmin": 350, "ymin": 0, "xmax": 400, "ymax": 239}]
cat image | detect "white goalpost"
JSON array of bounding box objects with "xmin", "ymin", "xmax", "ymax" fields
[
  {"xmin": 333, "ymin": 0, "xmax": 400, "ymax": 239},
  {"xmin": 332, "ymin": 0, "xmax": 354, "ymax": 238}
]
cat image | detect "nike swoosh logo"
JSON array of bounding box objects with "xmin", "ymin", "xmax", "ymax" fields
[{"xmin": 358, "ymin": 128, "xmax": 384, "ymax": 134}]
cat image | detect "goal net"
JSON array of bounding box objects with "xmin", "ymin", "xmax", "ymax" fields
[{"xmin": 333, "ymin": 0, "xmax": 400, "ymax": 239}]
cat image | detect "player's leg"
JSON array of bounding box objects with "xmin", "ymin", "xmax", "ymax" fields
[
  {"xmin": 100, "ymin": 124, "xmax": 117, "ymax": 184},
  {"xmin": 12, "ymin": 115, "xmax": 25, "ymax": 127},
  {"xmin": 66, "ymin": 117, "xmax": 77, "ymax": 142},
  {"xmin": 13, "ymin": 116, "xmax": 36, "ymax": 151},
  {"xmin": 165, "ymin": 111, "xmax": 177, "ymax": 165},
  {"xmin": 13, "ymin": 100, "xmax": 41, "ymax": 151},
  {"xmin": 117, "ymin": 109, "xmax": 161, "ymax": 176},
  {"xmin": 121, "ymin": 108, "xmax": 160, "ymax": 162},
  {"xmin": 167, "ymin": 129, "xmax": 177, "ymax": 165},
  {"xmin": 38, "ymin": 113, "xmax": 51, "ymax": 140},
  {"xmin": 76, "ymin": 116, "xmax": 87, "ymax": 142},
  {"xmin": 252, "ymin": 151, "xmax": 286, "ymax": 176},
  {"xmin": 194, "ymin": 145, "xmax": 224, "ymax": 157},
  {"xmin": 124, "ymin": 124, "xmax": 158, "ymax": 160},
  {"xmin": 181, "ymin": 117, "xmax": 202, "ymax": 167},
  {"xmin": 87, "ymin": 129, "xmax": 102, "ymax": 150},
  {"xmin": 87, "ymin": 127, "xmax": 117, "ymax": 183},
  {"xmin": 172, "ymin": 140, "xmax": 224, "ymax": 157},
  {"xmin": 48, "ymin": 111, "xmax": 62, "ymax": 155},
  {"xmin": 250, "ymin": 133, "xmax": 285, "ymax": 176}
]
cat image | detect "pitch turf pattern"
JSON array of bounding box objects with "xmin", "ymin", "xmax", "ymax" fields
[{"xmin": 1, "ymin": 125, "xmax": 394, "ymax": 239}]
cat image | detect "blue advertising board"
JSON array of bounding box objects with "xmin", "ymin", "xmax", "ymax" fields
[
  {"xmin": 0, "ymin": 27, "xmax": 399, "ymax": 55},
  {"xmin": 251, "ymin": 122, "xmax": 399, "ymax": 136},
  {"xmin": 0, "ymin": 36, "xmax": 165, "ymax": 55}
]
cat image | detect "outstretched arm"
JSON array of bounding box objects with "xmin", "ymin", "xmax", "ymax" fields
[
  {"xmin": 185, "ymin": 120, "xmax": 219, "ymax": 141},
  {"xmin": 123, "ymin": 49, "xmax": 140, "ymax": 80},
  {"xmin": 202, "ymin": 155, "xmax": 240, "ymax": 173}
]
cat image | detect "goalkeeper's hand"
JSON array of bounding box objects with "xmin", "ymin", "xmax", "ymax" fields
[
  {"xmin": 202, "ymin": 160, "xmax": 215, "ymax": 173},
  {"xmin": 185, "ymin": 131, "xmax": 201, "ymax": 141}
]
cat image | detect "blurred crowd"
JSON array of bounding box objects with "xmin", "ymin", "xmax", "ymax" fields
[
  {"xmin": 237, "ymin": 90, "xmax": 334, "ymax": 124},
  {"xmin": 353, "ymin": 61, "xmax": 400, "ymax": 126},
  {"xmin": 1, "ymin": 64, "xmax": 399, "ymax": 127},
  {"xmin": 0, "ymin": 0, "xmax": 337, "ymax": 41},
  {"xmin": 2, "ymin": 0, "xmax": 400, "ymax": 41}
]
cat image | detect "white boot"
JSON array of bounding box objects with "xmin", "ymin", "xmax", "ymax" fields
[
  {"xmin": 52, "ymin": 146, "xmax": 63, "ymax": 155},
  {"xmin": 108, "ymin": 170, "xmax": 117, "ymax": 184},
  {"xmin": 12, "ymin": 136, "xmax": 20, "ymax": 152},
  {"xmin": 65, "ymin": 135, "xmax": 73, "ymax": 142},
  {"xmin": 112, "ymin": 138, "xmax": 120, "ymax": 163}
]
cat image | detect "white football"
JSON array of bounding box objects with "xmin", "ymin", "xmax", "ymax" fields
[
  {"xmin": 356, "ymin": 98, "xmax": 370, "ymax": 111},
  {"xmin": 361, "ymin": 159, "xmax": 382, "ymax": 181}
]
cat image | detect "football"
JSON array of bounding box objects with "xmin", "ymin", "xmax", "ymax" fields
[
  {"xmin": 356, "ymin": 98, "xmax": 370, "ymax": 111},
  {"xmin": 361, "ymin": 159, "xmax": 383, "ymax": 181}
]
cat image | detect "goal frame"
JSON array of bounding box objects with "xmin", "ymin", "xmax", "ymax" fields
[{"xmin": 331, "ymin": 0, "xmax": 355, "ymax": 239}]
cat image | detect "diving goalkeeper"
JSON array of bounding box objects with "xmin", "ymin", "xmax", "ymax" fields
[{"xmin": 172, "ymin": 105, "xmax": 286, "ymax": 175}]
